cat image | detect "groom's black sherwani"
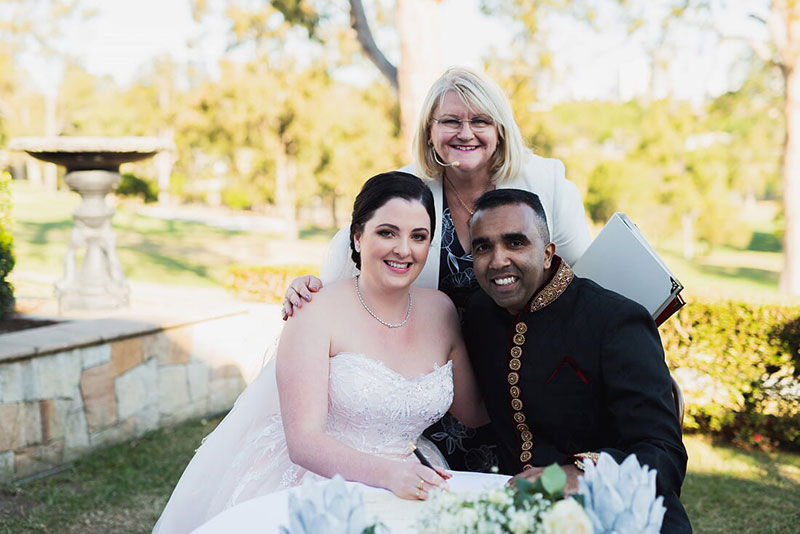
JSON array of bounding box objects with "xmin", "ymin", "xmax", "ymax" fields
[{"xmin": 464, "ymin": 258, "xmax": 691, "ymax": 534}]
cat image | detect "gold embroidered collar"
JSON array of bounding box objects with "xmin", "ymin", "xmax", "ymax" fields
[{"xmin": 529, "ymin": 256, "xmax": 574, "ymax": 313}]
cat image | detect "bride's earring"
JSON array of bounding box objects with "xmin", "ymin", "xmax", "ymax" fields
[{"xmin": 355, "ymin": 243, "xmax": 361, "ymax": 252}]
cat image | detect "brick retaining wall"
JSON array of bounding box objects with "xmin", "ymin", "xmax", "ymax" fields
[{"xmin": 0, "ymin": 305, "xmax": 280, "ymax": 482}]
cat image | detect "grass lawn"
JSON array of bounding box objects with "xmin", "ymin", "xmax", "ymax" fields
[
  {"xmin": 1, "ymin": 417, "xmax": 797, "ymax": 533},
  {"xmin": 8, "ymin": 181, "xmax": 331, "ymax": 299}
]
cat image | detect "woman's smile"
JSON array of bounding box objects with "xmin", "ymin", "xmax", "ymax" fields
[{"xmin": 385, "ymin": 260, "xmax": 412, "ymax": 273}]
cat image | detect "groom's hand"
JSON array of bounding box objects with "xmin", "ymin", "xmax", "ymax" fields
[{"xmin": 509, "ymin": 464, "xmax": 582, "ymax": 495}]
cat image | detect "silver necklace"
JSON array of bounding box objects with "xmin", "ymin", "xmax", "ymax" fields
[{"xmin": 354, "ymin": 275, "xmax": 412, "ymax": 328}]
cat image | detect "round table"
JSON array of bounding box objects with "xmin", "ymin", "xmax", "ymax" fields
[{"xmin": 191, "ymin": 471, "xmax": 511, "ymax": 534}]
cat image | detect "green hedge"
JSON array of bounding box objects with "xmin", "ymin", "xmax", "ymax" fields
[
  {"xmin": 225, "ymin": 264, "xmax": 319, "ymax": 304},
  {"xmin": 661, "ymin": 299, "xmax": 800, "ymax": 450},
  {"xmin": 0, "ymin": 172, "xmax": 15, "ymax": 320},
  {"xmin": 117, "ymin": 172, "xmax": 157, "ymax": 203}
]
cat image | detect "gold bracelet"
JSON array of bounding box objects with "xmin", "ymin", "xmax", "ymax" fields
[{"xmin": 572, "ymin": 452, "xmax": 600, "ymax": 471}]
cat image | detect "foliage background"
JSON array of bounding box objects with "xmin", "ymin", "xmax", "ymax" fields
[{"xmin": 0, "ymin": 172, "xmax": 14, "ymax": 320}]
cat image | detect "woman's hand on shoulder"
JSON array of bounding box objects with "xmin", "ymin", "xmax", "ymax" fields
[
  {"xmin": 384, "ymin": 460, "xmax": 450, "ymax": 500},
  {"xmin": 282, "ymin": 275, "xmax": 323, "ymax": 320}
]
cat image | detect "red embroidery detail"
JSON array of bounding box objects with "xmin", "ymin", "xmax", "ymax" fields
[{"xmin": 546, "ymin": 355, "xmax": 590, "ymax": 385}]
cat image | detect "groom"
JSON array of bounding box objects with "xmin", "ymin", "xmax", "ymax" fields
[{"xmin": 463, "ymin": 189, "xmax": 691, "ymax": 533}]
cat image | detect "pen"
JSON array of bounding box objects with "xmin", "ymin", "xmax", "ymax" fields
[{"xmin": 408, "ymin": 442, "xmax": 435, "ymax": 470}]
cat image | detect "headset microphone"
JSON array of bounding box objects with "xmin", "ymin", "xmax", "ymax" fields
[{"xmin": 432, "ymin": 151, "xmax": 460, "ymax": 168}]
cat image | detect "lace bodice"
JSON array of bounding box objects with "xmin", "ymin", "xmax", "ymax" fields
[
  {"xmin": 326, "ymin": 352, "xmax": 454, "ymax": 458},
  {"xmin": 154, "ymin": 350, "xmax": 455, "ymax": 533},
  {"xmin": 220, "ymin": 352, "xmax": 453, "ymax": 511}
]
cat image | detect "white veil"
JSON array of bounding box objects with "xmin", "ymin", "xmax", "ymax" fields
[
  {"xmin": 152, "ymin": 338, "xmax": 283, "ymax": 533},
  {"xmin": 154, "ymin": 229, "xmax": 355, "ymax": 533},
  {"xmin": 318, "ymin": 227, "xmax": 358, "ymax": 284}
]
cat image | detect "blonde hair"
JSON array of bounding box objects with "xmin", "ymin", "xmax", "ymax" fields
[{"xmin": 412, "ymin": 66, "xmax": 527, "ymax": 184}]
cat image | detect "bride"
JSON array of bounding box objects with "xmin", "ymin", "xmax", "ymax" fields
[{"xmin": 153, "ymin": 172, "xmax": 488, "ymax": 533}]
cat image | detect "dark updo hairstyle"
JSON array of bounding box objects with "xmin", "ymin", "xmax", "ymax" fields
[{"xmin": 350, "ymin": 171, "xmax": 436, "ymax": 269}]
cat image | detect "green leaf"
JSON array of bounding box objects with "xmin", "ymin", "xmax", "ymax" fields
[
  {"xmin": 514, "ymin": 476, "xmax": 535, "ymax": 494},
  {"xmin": 540, "ymin": 463, "xmax": 567, "ymax": 498}
]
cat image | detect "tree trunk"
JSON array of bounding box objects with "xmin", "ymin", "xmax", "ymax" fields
[
  {"xmin": 780, "ymin": 61, "xmax": 800, "ymax": 294},
  {"xmin": 275, "ymin": 147, "xmax": 298, "ymax": 240},
  {"xmin": 349, "ymin": 0, "xmax": 445, "ymax": 151},
  {"xmin": 681, "ymin": 211, "xmax": 696, "ymax": 261},
  {"xmin": 396, "ymin": 0, "xmax": 444, "ymax": 152},
  {"xmin": 349, "ymin": 0, "xmax": 398, "ymax": 89}
]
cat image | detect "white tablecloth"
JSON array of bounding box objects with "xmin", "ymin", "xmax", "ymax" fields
[{"xmin": 191, "ymin": 471, "xmax": 511, "ymax": 534}]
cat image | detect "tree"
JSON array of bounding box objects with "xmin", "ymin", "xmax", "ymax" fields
[
  {"xmin": 750, "ymin": 1, "xmax": 800, "ymax": 294},
  {"xmin": 262, "ymin": 0, "xmax": 444, "ymax": 149},
  {"xmin": 0, "ymin": 0, "xmax": 93, "ymax": 188},
  {"xmin": 645, "ymin": 0, "xmax": 800, "ymax": 293}
]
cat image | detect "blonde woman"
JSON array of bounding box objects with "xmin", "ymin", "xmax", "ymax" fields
[{"xmin": 282, "ymin": 66, "xmax": 591, "ymax": 471}]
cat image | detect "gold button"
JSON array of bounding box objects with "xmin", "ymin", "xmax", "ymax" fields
[
  {"xmin": 509, "ymin": 358, "xmax": 521, "ymax": 371},
  {"xmin": 521, "ymin": 440, "xmax": 533, "ymax": 451},
  {"xmin": 515, "ymin": 322, "xmax": 528, "ymax": 334},
  {"xmin": 521, "ymin": 430, "xmax": 533, "ymax": 442},
  {"xmin": 522, "ymin": 463, "xmax": 533, "ymax": 471},
  {"xmin": 510, "ymin": 346, "xmax": 522, "ymax": 358},
  {"xmin": 513, "ymin": 412, "xmax": 526, "ymax": 423},
  {"xmin": 520, "ymin": 451, "xmax": 532, "ymax": 463},
  {"xmin": 513, "ymin": 333, "xmax": 526, "ymax": 346},
  {"xmin": 511, "ymin": 398, "xmax": 523, "ymax": 411},
  {"xmin": 507, "ymin": 372, "xmax": 519, "ymax": 385},
  {"xmin": 516, "ymin": 423, "xmax": 529, "ymax": 432},
  {"xmin": 510, "ymin": 386, "xmax": 520, "ymax": 398}
]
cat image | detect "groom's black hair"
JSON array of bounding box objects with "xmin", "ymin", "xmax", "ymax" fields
[
  {"xmin": 350, "ymin": 171, "xmax": 435, "ymax": 269},
  {"xmin": 471, "ymin": 188, "xmax": 550, "ymax": 243}
]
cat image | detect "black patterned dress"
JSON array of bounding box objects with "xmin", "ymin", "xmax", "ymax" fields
[{"xmin": 421, "ymin": 196, "xmax": 500, "ymax": 472}]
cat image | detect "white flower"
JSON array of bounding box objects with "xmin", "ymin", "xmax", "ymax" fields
[
  {"xmin": 457, "ymin": 507, "xmax": 480, "ymax": 527},
  {"xmin": 578, "ymin": 453, "xmax": 666, "ymax": 534},
  {"xmin": 488, "ymin": 487, "xmax": 512, "ymax": 506},
  {"xmin": 508, "ymin": 510, "xmax": 536, "ymax": 534},
  {"xmin": 280, "ymin": 475, "xmax": 377, "ymax": 534},
  {"xmin": 541, "ymin": 498, "xmax": 593, "ymax": 534}
]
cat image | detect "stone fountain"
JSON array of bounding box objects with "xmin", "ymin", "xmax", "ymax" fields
[{"xmin": 9, "ymin": 136, "xmax": 175, "ymax": 311}]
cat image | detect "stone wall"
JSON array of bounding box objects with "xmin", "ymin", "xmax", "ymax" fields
[{"xmin": 0, "ymin": 305, "xmax": 280, "ymax": 482}]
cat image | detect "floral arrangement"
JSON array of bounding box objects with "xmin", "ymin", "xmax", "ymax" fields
[
  {"xmin": 577, "ymin": 453, "xmax": 666, "ymax": 534},
  {"xmin": 417, "ymin": 453, "xmax": 665, "ymax": 534},
  {"xmin": 417, "ymin": 464, "xmax": 590, "ymax": 534},
  {"xmin": 280, "ymin": 475, "xmax": 383, "ymax": 534},
  {"xmin": 281, "ymin": 453, "xmax": 665, "ymax": 534}
]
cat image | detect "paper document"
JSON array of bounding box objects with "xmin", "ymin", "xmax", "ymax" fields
[{"xmin": 572, "ymin": 213, "xmax": 684, "ymax": 326}]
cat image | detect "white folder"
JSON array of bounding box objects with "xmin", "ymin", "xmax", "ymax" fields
[{"xmin": 572, "ymin": 213, "xmax": 684, "ymax": 325}]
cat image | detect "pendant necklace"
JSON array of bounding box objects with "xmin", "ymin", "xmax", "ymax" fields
[
  {"xmin": 444, "ymin": 173, "xmax": 491, "ymax": 216},
  {"xmin": 354, "ymin": 275, "xmax": 412, "ymax": 328}
]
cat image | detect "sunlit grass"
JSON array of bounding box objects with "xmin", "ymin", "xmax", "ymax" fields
[
  {"xmin": 0, "ymin": 416, "xmax": 223, "ymax": 534},
  {"xmin": 1, "ymin": 426, "xmax": 798, "ymax": 533},
  {"xmin": 8, "ymin": 181, "xmax": 327, "ymax": 289},
  {"xmin": 682, "ymin": 435, "xmax": 800, "ymax": 533}
]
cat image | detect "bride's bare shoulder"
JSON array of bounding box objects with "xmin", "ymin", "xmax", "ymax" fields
[
  {"xmin": 299, "ymin": 278, "xmax": 353, "ymax": 312},
  {"xmin": 412, "ymin": 287, "xmax": 457, "ymax": 319}
]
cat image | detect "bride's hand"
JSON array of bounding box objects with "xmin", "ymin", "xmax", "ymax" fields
[
  {"xmin": 282, "ymin": 275, "xmax": 323, "ymax": 320},
  {"xmin": 386, "ymin": 461, "xmax": 449, "ymax": 500}
]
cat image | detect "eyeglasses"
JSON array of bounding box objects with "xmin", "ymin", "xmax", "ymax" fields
[{"xmin": 431, "ymin": 116, "xmax": 495, "ymax": 132}]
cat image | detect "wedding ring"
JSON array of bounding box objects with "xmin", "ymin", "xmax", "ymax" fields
[{"xmin": 417, "ymin": 479, "xmax": 425, "ymax": 491}]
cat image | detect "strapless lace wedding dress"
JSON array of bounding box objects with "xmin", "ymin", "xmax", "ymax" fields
[{"xmin": 154, "ymin": 352, "xmax": 453, "ymax": 533}]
